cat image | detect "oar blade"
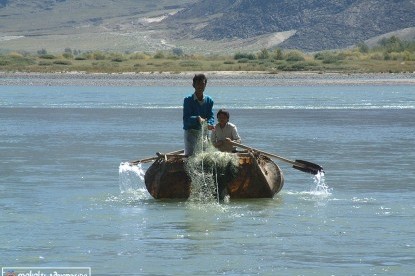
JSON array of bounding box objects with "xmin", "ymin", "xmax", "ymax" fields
[{"xmin": 293, "ymin": 160, "xmax": 324, "ymax": 175}]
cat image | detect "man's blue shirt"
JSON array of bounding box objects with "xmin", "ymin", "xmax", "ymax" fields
[{"xmin": 183, "ymin": 93, "xmax": 214, "ymax": 130}]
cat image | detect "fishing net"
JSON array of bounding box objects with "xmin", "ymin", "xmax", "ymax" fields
[{"xmin": 185, "ymin": 123, "xmax": 239, "ymax": 203}]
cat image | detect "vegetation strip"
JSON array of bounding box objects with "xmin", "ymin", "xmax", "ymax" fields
[{"xmin": 1, "ymin": 36, "xmax": 414, "ymax": 74}]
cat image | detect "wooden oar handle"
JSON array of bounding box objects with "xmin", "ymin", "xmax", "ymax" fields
[
  {"xmin": 230, "ymin": 141, "xmax": 324, "ymax": 175},
  {"xmin": 129, "ymin": 149, "xmax": 184, "ymax": 165},
  {"xmin": 229, "ymin": 141, "xmax": 296, "ymax": 165}
]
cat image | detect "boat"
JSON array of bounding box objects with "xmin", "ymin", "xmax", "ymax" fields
[{"xmin": 144, "ymin": 152, "xmax": 284, "ymax": 199}]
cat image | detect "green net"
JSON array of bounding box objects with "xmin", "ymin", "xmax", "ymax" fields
[{"xmin": 185, "ymin": 123, "xmax": 239, "ymax": 203}]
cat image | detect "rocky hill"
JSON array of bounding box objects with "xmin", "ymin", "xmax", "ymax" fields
[
  {"xmin": 167, "ymin": 0, "xmax": 415, "ymax": 51},
  {"xmin": 1, "ymin": 0, "xmax": 415, "ymax": 53}
]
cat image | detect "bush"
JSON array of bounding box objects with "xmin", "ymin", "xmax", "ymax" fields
[
  {"xmin": 62, "ymin": 52, "xmax": 73, "ymax": 59},
  {"xmin": 154, "ymin": 51, "xmax": 165, "ymax": 59},
  {"xmin": 257, "ymin": 48, "xmax": 270, "ymax": 59},
  {"xmin": 74, "ymin": 56, "xmax": 87, "ymax": 60},
  {"xmin": 0, "ymin": 59, "xmax": 10, "ymax": 66},
  {"xmin": 38, "ymin": 61, "xmax": 53, "ymax": 66},
  {"xmin": 37, "ymin": 49, "xmax": 48, "ymax": 55},
  {"xmin": 384, "ymin": 51, "xmax": 414, "ymax": 61},
  {"xmin": 272, "ymin": 48, "xmax": 284, "ymax": 60},
  {"xmin": 0, "ymin": 55, "xmax": 36, "ymax": 66},
  {"xmin": 179, "ymin": 61, "xmax": 202, "ymax": 67},
  {"xmin": 378, "ymin": 36, "xmax": 404, "ymax": 53},
  {"xmin": 234, "ymin": 52, "xmax": 256, "ymax": 60},
  {"xmin": 39, "ymin": 54, "xmax": 56, "ymax": 59},
  {"xmin": 130, "ymin": 53, "xmax": 150, "ymax": 60},
  {"xmin": 314, "ymin": 52, "xmax": 343, "ymax": 64},
  {"xmin": 278, "ymin": 61, "xmax": 318, "ymax": 71},
  {"xmin": 237, "ymin": 58, "xmax": 250, "ymax": 63},
  {"xmin": 8, "ymin": 52, "xmax": 23, "ymax": 58},
  {"xmin": 285, "ymin": 51, "xmax": 305, "ymax": 62},
  {"xmin": 357, "ymin": 42, "xmax": 369, "ymax": 53},
  {"xmin": 53, "ymin": 60, "xmax": 72, "ymax": 65},
  {"xmin": 93, "ymin": 52, "xmax": 106, "ymax": 60},
  {"xmin": 172, "ymin": 48, "xmax": 184, "ymax": 56},
  {"xmin": 369, "ymin": 53, "xmax": 384, "ymax": 60}
]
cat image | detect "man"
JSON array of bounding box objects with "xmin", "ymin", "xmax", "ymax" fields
[
  {"xmin": 212, "ymin": 109, "xmax": 241, "ymax": 152},
  {"xmin": 183, "ymin": 74, "xmax": 214, "ymax": 156}
]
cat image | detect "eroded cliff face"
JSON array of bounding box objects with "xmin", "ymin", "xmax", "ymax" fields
[{"xmin": 167, "ymin": 0, "xmax": 415, "ymax": 51}]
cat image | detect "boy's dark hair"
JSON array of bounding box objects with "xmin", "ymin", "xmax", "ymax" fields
[
  {"xmin": 193, "ymin": 74, "xmax": 207, "ymax": 86},
  {"xmin": 217, "ymin": 109, "xmax": 230, "ymax": 119}
]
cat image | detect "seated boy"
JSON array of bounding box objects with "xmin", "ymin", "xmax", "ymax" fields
[{"xmin": 211, "ymin": 109, "xmax": 241, "ymax": 152}]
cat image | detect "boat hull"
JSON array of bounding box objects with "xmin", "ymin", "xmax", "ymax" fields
[{"xmin": 144, "ymin": 152, "xmax": 284, "ymax": 199}]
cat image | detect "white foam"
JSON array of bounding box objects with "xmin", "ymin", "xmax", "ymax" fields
[
  {"xmin": 310, "ymin": 171, "xmax": 332, "ymax": 197},
  {"xmin": 118, "ymin": 162, "xmax": 146, "ymax": 193}
]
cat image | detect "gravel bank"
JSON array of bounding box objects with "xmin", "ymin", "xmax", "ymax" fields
[{"xmin": 1, "ymin": 71, "xmax": 414, "ymax": 86}]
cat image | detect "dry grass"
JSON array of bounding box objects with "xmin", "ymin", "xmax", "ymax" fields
[{"xmin": 1, "ymin": 49, "xmax": 414, "ymax": 74}]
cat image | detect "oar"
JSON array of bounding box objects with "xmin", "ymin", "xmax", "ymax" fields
[
  {"xmin": 128, "ymin": 149, "xmax": 184, "ymax": 165},
  {"xmin": 230, "ymin": 141, "xmax": 324, "ymax": 175}
]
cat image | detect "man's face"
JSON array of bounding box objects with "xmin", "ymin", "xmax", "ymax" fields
[{"xmin": 194, "ymin": 79, "xmax": 206, "ymax": 93}]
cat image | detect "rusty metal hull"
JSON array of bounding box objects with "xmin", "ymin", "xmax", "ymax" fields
[{"xmin": 144, "ymin": 153, "xmax": 284, "ymax": 199}]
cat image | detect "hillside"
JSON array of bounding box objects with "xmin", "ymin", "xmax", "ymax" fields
[
  {"xmin": 167, "ymin": 0, "xmax": 415, "ymax": 51},
  {"xmin": 1, "ymin": 0, "xmax": 415, "ymax": 53}
]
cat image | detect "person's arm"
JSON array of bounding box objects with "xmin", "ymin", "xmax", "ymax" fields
[
  {"xmin": 206, "ymin": 97, "xmax": 215, "ymax": 129},
  {"xmin": 183, "ymin": 97, "xmax": 199, "ymax": 129},
  {"xmin": 231, "ymin": 124, "xmax": 241, "ymax": 143}
]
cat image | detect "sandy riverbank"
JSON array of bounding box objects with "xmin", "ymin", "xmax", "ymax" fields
[{"xmin": 1, "ymin": 71, "xmax": 414, "ymax": 86}]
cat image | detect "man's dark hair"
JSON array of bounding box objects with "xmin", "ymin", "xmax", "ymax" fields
[{"xmin": 193, "ymin": 74, "xmax": 207, "ymax": 86}]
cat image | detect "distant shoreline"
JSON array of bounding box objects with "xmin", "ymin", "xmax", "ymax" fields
[{"xmin": 1, "ymin": 71, "xmax": 415, "ymax": 86}]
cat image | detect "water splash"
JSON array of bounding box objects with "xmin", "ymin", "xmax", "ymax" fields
[
  {"xmin": 118, "ymin": 162, "xmax": 146, "ymax": 193},
  {"xmin": 310, "ymin": 171, "xmax": 331, "ymax": 197}
]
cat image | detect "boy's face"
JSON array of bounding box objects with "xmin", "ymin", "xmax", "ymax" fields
[
  {"xmin": 218, "ymin": 113, "xmax": 228, "ymax": 124},
  {"xmin": 194, "ymin": 79, "xmax": 206, "ymax": 94}
]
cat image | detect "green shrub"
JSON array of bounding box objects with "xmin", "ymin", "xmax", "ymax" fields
[
  {"xmin": 37, "ymin": 49, "xmax": 48, "ymax": 55},
  {"xmin": 369, "ymin": 53, "xmax": 384, "ymax": 60},
  {"xmin": 154, "ymin": 51, "xmax": 165, "ymax": 59},
  {"xmin": 378, "ymin": 36, "xmax": 404, "ymax": 53},
  {"xmin": 272, "ymin": 48, "xmax": 284, "ymax": 60},
  {"xmin": 0, "ymin": 55, "xmax": 36, "ymax": 66},
  {"xmin": 234, "ymin": 52, "xmax": 256, "ymax": 60},
  {"xmin": 111, "ymin": 57, "xmax": 124, "ymax": 62},
  {"xmin": 314, "ymin": 52, "xmax": 343, "ymax": 64},
  {"xmin": 278, "ymin": 61, "xmax": 317, "ymax": 71},
  {"xmin": 0, "ymin": 60, "xmax": 10, "ymax": 66},
  {"xmin": 285, "ymin": 51, "xmax": 305, "ymax": 62},
  {"xmin": 53, "ymin": 60, "xmax": 72, "ymax": 65},
  {"xmin": 93, "ymin": 52, "xmax": 106, "ymax": 60},
  {"xmin": 130, "ymin": 53, "xmax": 149, "ymax": 60},
  {"xmin": 39, "ymin": 54, "xmax": 56, "ymax": 59},
  {"xmin": 62, "ymin": 52, "xmax": 73, "ymax": 59},
  {"xmin": 179, "ymin": 61, "xmax": 202, "ymax": 67},
  {"xmin": 257, "ymin": 48, "xmax": 270, "ymax": 59},
  {"xmin": 237, "ymin": 58, "xmax": 249, "ymax": 63},
  {"xmin": 39, "ymin": 61, "xmax": 53, "ymax": 66},
  {"xmin": 357, "ymin": 42, "xmax": 369, "ymax": 53},
  {"xmin": 172, "ymin": 48, "xmax": 184, "ymax": 56}
]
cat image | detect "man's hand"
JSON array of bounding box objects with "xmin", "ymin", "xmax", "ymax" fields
[{"xmin": 197, "ymin": 116, "xmax": 205, "ymax": 124}]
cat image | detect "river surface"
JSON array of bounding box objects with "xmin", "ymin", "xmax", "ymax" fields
[{"xmin": 1, "ymin": 74, "xmax": 414, "ymax": 275}]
